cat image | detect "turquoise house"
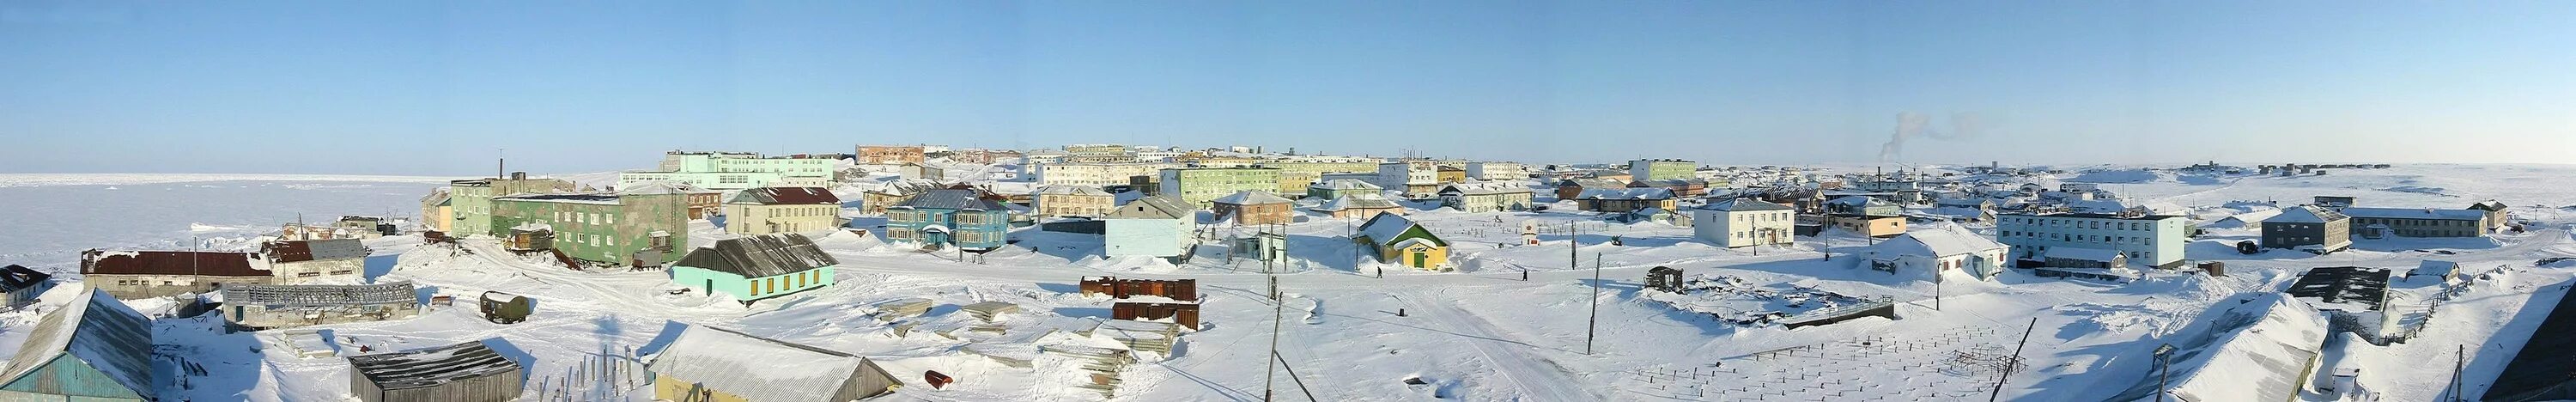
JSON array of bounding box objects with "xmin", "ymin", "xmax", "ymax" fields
[
  {"xmin": 0, "ymin": 289, "xmax": 155, "ymax": 401},
  {"xmin": 670, "ymin": 234, "xmax": 838, "ymax": 306},
  {"xmin": 884, "ymin": 189, "xmax": 1012, "ymax": 250}
]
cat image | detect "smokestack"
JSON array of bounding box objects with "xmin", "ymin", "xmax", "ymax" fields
[{"xmin": 512, "ymin": 172, "xmax": 527, "ymax": 180}]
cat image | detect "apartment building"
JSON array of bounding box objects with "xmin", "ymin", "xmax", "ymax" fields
[{"xmin": 1995, "ymin": 212, "xmax": 2188, "ymax": 269}]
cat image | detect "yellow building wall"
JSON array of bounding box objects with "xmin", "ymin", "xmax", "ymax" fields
[
  {"xmin": 653, "ymin": 374, "xmax": 756, "ymax": 402},
  {"xmin": 1377, "ymin": 243, "xmax": 1449, "ymax": 270}
]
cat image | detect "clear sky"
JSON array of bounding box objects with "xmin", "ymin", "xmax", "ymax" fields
[{"xmin": 3, "ymin": 1, "xmax": 2570, "ymax": 175}]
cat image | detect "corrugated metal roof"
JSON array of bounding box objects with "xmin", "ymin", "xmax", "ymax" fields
[
  {"xmin": 674, "ymin": 234, "xmax": 837, "ymax": 277},
  {"xmin": 264, "ymin": 239, "xmax": 369, "ymax": 263},
  {"xmin": 2263, "ymin": 205, "xmax": 2347, "ymax": 223},
  {"xmin": 1884, "ymin": 226, "xmax": 2006, "ymax": 257},
  {"xmin": 645, "ymin": 326, "xmax": 896, "ymax": 402},
  {"xmin": 83, "ymin": 251, "xmax": 272, "ymax": 277},
  {"xmin": 221, "ymin": 282, "xmax": 417, "ymax": 307},
  {"xmin": 727, "ymin": 187, "xmax": 841, "ymax": 205},
  {"xmin": 2284, "ymin": 266, "xmax": 2391, "ymax": 310},
  {"xmin": 896, "ymin": 189, "xmax": 1007, "ymax": 210},
  {"xmin": 1314, "ymin": 193, "xmax": 1402, "ymax": 211},
  {"xmin": 0, "ymin": 265, "xmax": 52, "ymax": 291},
  {"xmin": 348, "ymin": 339, "xmax": 522, "ymax": 391},
  {"xmin": 1697, "ymin": 198, "xmax": 1793, "ymax": 212},
  {"xmin": 0, "ymin": 289, "xmax": 155, "ymax": 399},
  {"xmin": 1211, "ymin": 191, "xmax": 1291, "ymax": 205},
  {"xmin": 1108, "ymin": 196, "xmax": 1193, "ymax": 220}
]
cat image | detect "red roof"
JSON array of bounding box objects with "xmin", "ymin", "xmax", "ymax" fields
[
  {"xmin": 733, "ymin": 187, "xmax": 841, "ymax": 204},
  {"xmin": 82, "ymin": 252, "xmax": 271, "ymax": 277}
]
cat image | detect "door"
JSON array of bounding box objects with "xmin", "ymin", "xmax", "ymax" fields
[{"xmin": 1410, "ymin": 251, "xmax": 1426, "ymax": 268}]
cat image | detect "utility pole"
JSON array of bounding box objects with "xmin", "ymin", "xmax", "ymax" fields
[
  {"xmin": 2451, "ymin": 344, "xmax": 2465, "ymax": 402},
  {"xmin": 2154, "ymin": 344, "xmax": 2175, "ymax": 402},
  {"xmin": 1990, "ymin": 317, "xmax": 2039, "ymax": 402},
  {"xmin": 1265, "ymin": 245, "xmax": 1283, "ymax": 402},
  {"xmin": 1586, "ymin": 253, "xmax": 1601, "ymax": 355}
]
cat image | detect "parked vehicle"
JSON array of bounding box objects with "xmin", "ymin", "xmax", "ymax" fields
[{"xmin": 480, "ymin": 291, "xmax": 532, "ymax": 324}]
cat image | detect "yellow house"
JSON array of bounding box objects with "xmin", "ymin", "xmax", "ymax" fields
[
  {"xmin": 1355, "ymin": 213, "xmax": 1449, "ymax": 270},
  {"xmin": 420, "ymin": 190, "xmax": 453, "ymax": 233},
  {"xmin": 645, "ymin": 325, "xmax": 903, "ymax": 402}
]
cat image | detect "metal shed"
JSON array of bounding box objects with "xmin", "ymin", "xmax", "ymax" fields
[{"xmin": 346, "ymin": 339, "xmax": 525, "ymax": 402}]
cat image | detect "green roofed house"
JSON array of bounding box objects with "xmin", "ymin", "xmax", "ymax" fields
[
  {"xmin": 1354, "ymin": 213, "xmax": 1449, "ymax": 271},
  {"xmin": 489, "ymin": 182, "xmax": 690, "ymax": 267},
  {"xmin": 0, "ymin": 289, "xmax": 155, "ymax": 401},
  {"xmin": 671, "ymin": 233, "xmax": 838, "ymax": 306}
]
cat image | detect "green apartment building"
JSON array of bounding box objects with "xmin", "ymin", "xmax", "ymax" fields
[
  {"xmin": 447, "ymin": 173, "xmax": 579, "ymax": 237},
  {"xmin": 1158, "ymin": 167, "xmax": 1282, "ymax": 208},
  {"xmin": 489, "ymin": 182, "xmax": 691, "ymax": 266}
]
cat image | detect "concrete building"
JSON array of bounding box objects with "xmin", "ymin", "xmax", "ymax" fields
[
  {"xmin": 1308, "ymin": 179, "xmax": 1384, "ymax": 201},
  {"xmin": 1867, "ymin": 225, "xmax": 2010, "ymax": 279},
  {"xmin": 419, "ymin": 189, "xmax": 453, "ymax": 233},
  {"xmin": 488, "ymin": 182, "xmax": 690, "ymax": 266},
  {"xmin": 216, "ymin": 282, "xmax": 421, "ymax": 329},
  {"xmin": 671, "ymin": 234, "xmax": 837, "ymax": 305},
  {"xmin": 1033, "ymin": 186, "xmax": 1116, "ymax": 217},
  {"xmin": 1995, "ymin": 212, "xmax": 2189, "ymax": 269},
  {"xmin": 1627, "ymin": 159, "xmax": 1698, "ymax": 182},
  {"xmin": 446, "ymin": 173, "xmax": 579, "ymax": 237},
  {"xmin": 722, "ymin": 187, "xmax": 841, "ymax": 235},
  {"xmin": 2339, "ymin": 207, "xmax": 2490, "ymax": 239},
  {"xmin": 2469, "ymin": 201, "xmax": 2511, "ymax": 232},
  {"xmin": 2261, "ymin": 205, "xmax": 2353, "ymax": 253},
  {"xmin": 1554, "ymin": 178, "xmax": 1627, "ymax": 201},
  {"xmin": 1572, "ymin": 187, "xmax": 1677, "ymax": 213},
  {"xmin": 617, "ymin": 151, "xmax": 836, "ymax": 191},
  {"xmin": 1693, "ymin": 198, "xmax": 1796, "ymax": 248},
  {"xmin": 1376, "ymin": 161, "xmax": 1443, "ymax": 197},
  {"xmin": 1158, "ymin": 167, "xmax": 1282, "ymax": 208},
  {"xmin": 1031, "ymin": 162, "xmax": 1184, "ymax": 188},
  {"xmin": 854, "ymin": 144, "xmax": 927, "ymax": 165},
  {"xmin": 858, "ymin": 179, "xmax": 938, "ymax": 215},
  {"xmin": 1437, "ymin": 181, "xmax": 1535, "ymax": 213},
  {"xmin": 1435, "ymin": 166, "xmax": 1468, "ymax": 184},
  {"xmin": 1104, "ymin": 197, "xmax": 1194, "ymax": 259},
  {"xmin": 1465, "ymin": 161, "xmax": 1528, "ymax": 180},
  {"xmin": 262, "ymin": 239, "xmax": 368, "ymax": 284},
  {"xmin": 1210, "ymin": 191, "xmax": 1294, "ymax": 226},
  {"xmin": 80, "ymin": 250, "xmax": 276, "ymax": 299},
  {"xmin": 1311, "ymin": 192, "xmax": 1406, "ymax": 219},
  {"xmin": 346, "ymin": 340, "xmax": 525, "ymax": 402},
  {"xmin": 884, "ymin": 189, "xmax": 1012, "ymax": 250}
]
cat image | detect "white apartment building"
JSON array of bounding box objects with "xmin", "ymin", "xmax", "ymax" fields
[
  {"xmin": 1030, "ymin": 162, "xmax": 1184, "ymax": 187},
  {"xmin": 1995, "ymin": 212, "xmax": 2188, "ymax": 269}
]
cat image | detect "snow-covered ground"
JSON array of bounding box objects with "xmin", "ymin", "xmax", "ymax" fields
[{"xmin": 1, "ymin": 164, "xmax": 2573, "ymax": 401}]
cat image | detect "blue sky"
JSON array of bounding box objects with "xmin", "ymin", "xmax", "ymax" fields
[{"xmin": 3, "ymin": 1, "xmax": 2569, "ymax": 175}]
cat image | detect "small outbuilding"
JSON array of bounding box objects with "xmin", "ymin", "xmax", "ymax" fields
[
  {"xmin": 647, "ymin": 325, "xmax": 903, "ymax": 402},
  {"xmin": 346, "ymin": 339, "xmax": 525, "ymax": 402},
  {"xmin": 0, "ymin": 289, "xmax": 155, "ymax": 401},
  {"xmin": 0, "ymin": 265, "xmax": 55, "ymax": 307},
  {"xmin": 218, "ymin": 282, "xmax": 422, "ymax": 329}
]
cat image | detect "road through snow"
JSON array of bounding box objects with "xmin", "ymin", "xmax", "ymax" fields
[{"xmin": 1401, "ymin": 289, "xmax": 1597, "ymax": 401}]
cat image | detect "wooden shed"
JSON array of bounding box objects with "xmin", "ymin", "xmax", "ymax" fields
[
  {"xmin": 346, "ymin": 339, "xmax": 525, "ymax": 402},
  {"xmin": 1078, "ymin": 277, "xmax": 1199, "ymax": 301},
  {"xmin": 0, "ymin": 289, "xmax": 155, "ymax": 401},
  {"xmin": 1111, "ymin": 302, "xmax": 1200, "ymax": 330}
]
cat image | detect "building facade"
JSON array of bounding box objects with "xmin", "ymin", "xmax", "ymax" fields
[
  {"xmin": 1308, "ymin": 179, "xmax": 1384, "ymax": 201},
  {"xmin": 1209, "ymin": 191, "xmax": 1293, "ymax": 226},
  {"xmin": 1627, "ymin": 159, "xmax": 1697, "ymax": 182},
  {"xmin": 2260, "ymin": 205, "xmax": 2353, "ymax": 252},
  {"xmin": 1465, "ymin": 161, "xmax": 1527, "ymax": 180},
  {"xmin": 1158, "ymin": 167, "xmax": 1283, "ymax": 208},
  {"xmin": 488, "ymin": 183, "xmax": 690, "ymax": 266},
  {"xmin": 1436, "ymin": 182, "xmax": 1534, "ymax": 213},
  {"xmin": 2338, "ymin": 207, "xmax": 2490, "ymax": 238},
  {"xmin": 81, "ymin": 250, "xmax": 276, "ymax": 299},
  {"xmin": 723, "ymin": 187, "xmax": 841, "ymax": 235},
  {"xmin": 617, "ymin": 151, "xmax": 836, "ymax": 191},
  {"xmin": 1376, "ymin": 161, "xmax": 1443, "ymax": 197},
  {"xmin": 1572, "ymin": 188, "xmax": 1677, "ymax": 213},
  {"xmin": 1104, "ymin": 197, "xmax": 1194, "ymax": 258},
  {"xmin": 1995, "ymin": 212, "xmax": 2189, "ymax": 269},
  {"xmin": 262, "ymin": 239, "xmax": 368, "ymax": 284},
  {"xmin": 858, "ymin": 180, "xmax": 938, "ymax": 215},
  {"xmin": 884, "ymin": 189, "xmax": 1012, "ymax": 250},
  {"xmin": 1693, "ymin": 198, "xmax": 1796, "ymax": 247},
  {"xmin": 671, "ymin": 234, "xmax": 838, "ymax": 305},
  {"xmin": 854, "ymin": 145, "xmax": 927, "ymax": 165},
  {"xmin": 1032, "ymin": 162, "xmax": 1184, "ymax": 187},
  {"xmin": 447, "ymin": 174, "xmax": 579, "ymax": 237},
  {"xmin": 1033, "ymin": 186, "xmax": 1115, "ymax": 217},
  {"xmin": 1356, "ymin": 213, "xmax": 1449, "ymax": 270}
]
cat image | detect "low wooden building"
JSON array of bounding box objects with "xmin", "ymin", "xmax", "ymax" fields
[
  {"xmin": 0, "ymin": 265, "xmax": 55, "ymax": 307},
  {"xmin": 0, "ymin": 289, "xmax": 155, "ymax": 401},
  {"xmin": 347, "ymin": 339, "xmax": 525, "ymax": 402},
  {"xmin": 1078, "ymin": 277, "xmax": 1198, "ymax": 301},
  {"xmin": 217, "ymin": 282, "xmax": 422, "ymax": 329},
  {"xmin": 647, "ymin": 325, "xmax": 903, "ymax": 402},
  {"xmin": 1310, "ymin": 192, "xmax": 1406, "ymax": 219},
  {"xmin": 1571, "ymin": 187, "xmax": 1676, "ymax": 213},
  {"xmin": 79, "ymin": 249, "xmax": 276, "ymax": 299},
  {"xmin": 670, "ymin": 233, "xmax": 839, "ymax": 305},
  {"xmin": 1355, "ymin": 213, "xmax": 1449, "ymax": 271},
  {"xmin": 1210, "ymin": 191, "xmax": 1293, "ymax": 226},
  {"xmin": 1114, "ymin": 302, "xmax": 1201, "ymax": 330}
]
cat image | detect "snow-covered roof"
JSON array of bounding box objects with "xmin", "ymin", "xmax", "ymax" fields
[
  {"xmin": 1356, "ymin": 213, "xmax": 1441, "ymax": 247},
  {"xmin": 1210, "ymin": 191, "xmax": 1291, "ymax": 205},
  {"xmin": 347, "ymin": 339, "xmax": 523, "ymax": 391},
  {"xmin": 221, "ymin": 282, "xmax": 418, "ymax": 307},
  {"xmin": 1310, "ymin": 179, "xmax": 1382, "ymax": 191},
  {"xmin": 1695, "ymin": 198, "xmax": 1792, "ymax": 212},
  {"xmin": 0, "ymin": 289, "xmax": 155, "ymax": 399},
  {"xmin": 2337, "ymin": 207, "xmax": 2488, "ymax": 221},
  {"xmin": 2111, "ymin": 293, "xmax": 2327, "ymax": 402},
  {"xmin": 1439, "ymin": 180, "xmax": 1528, "ymax": 196},
  {"xmin": 1313, "ymin": 193, "xmax": 1401, "ymax": 211},
  {"xmin": 1884, "ymin": 226, "xmax": 2007, "ymax": 258},
  {"xmin": 1108, "ymin": 196, "xmax": 1194, "ymax": 220},
  {"xmin": 509, "ymin": 222, "xmax": 553, "ymax": 233},
  {"xmin": 2042, "ymin": 247, "xmax": 2124, "ymax": 262},
  {"xmin": 896, "ymin": 189, "xmax": 1006, "ymax": 210},
  {"xmin": 2414, "ymin": 260, "xmax": 2461, "ymax": 278},
  {"xmin": 2262, "ymin": 205, "xmax": 2347, "ymax": 224},
  {"xmin": 2213, "ymin": 209, "xmax": 2281, "ymax": 228},
  {"xmin": 2284, "ymin": 266, "xmax": 2391, "ymax": 311},
  {"xmin": 619, "ymin": 180, "xmax": 691, "ymax": 195},
  {"xmin": 1576, "ymin": 187, "xmax": 1674, "ymax": 200},
  {"xmin": 675, "ymin": 234, "xmax": 837, "ymax": 278},
  {"xmin": 645, "ymin": 326, "xmax": 897, "ymax": 402},
  {"xmin": 1034, "ymin": 186, "xmax": 1112, "ymax": 197},
  {"xmin": 726, "ymin": 186, "xmax": 840, "ymax": 205}
]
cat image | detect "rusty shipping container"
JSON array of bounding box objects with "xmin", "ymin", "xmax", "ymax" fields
[
  {"xmin": 1110, "ymin": 302, "xmax": 1200, "ymax": 330},
  {"xmin": 1078, "ymin": 277, "xmax": 1198, "ymax": 301}
]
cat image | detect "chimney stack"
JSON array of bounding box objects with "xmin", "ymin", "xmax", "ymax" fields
[{"xmin": 511, "ymin": 172, "xmax": 527, "ymax": 180}]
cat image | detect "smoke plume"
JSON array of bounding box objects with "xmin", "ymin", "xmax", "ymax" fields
[{"xmin": 1876, "ymin": 112, "xmax": 1989, "ymax": 162}]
